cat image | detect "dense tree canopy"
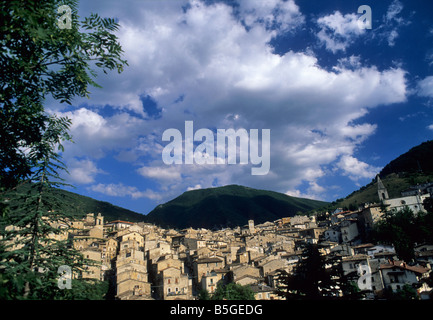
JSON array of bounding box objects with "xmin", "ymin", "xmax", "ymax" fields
[
  {"xmin": 0, "ymin": 0, "xmax": 127, "ymax": 190},
  {"xmin": 373, "ymin": 202, "xmax": 433, "ymax": 262},
  {"xmin": 212, "ymin": 283, "xmax": 255, "ymax": 300}
]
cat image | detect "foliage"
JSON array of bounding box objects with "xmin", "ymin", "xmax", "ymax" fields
[
  {"xmin": 276, "ymin": 244, "xmax": 335, "ymax": 300},
  {"xmin": 373, "ymin": 206, "xmax": 433, "ymax": 262},
  {"xmin": 423, "ymin": 197, "xmax": 433, "ymax": 214},
  {"xmin": 0, "ymin": 0, "xmax": 127, "ymax": 299},
  {"xmin": 275, "ymin": 269, "xmax": 301, "ymax": 300},
  {"xmin": 380, "ymin": 140, "xmax": 433, "ymax": 177},
  {"xmin": 3, "ymin": 183, "xmax": 147, "ymax": 223},
  {"xmin": 0, "ymin": 116, "xmax": 93, "ymax": 299},
  {"xmin": 384, "ymin": 284, "xmax": 419, "ymax": 300},
  {"xmin": 60, "ymin": 279, "xmax": 109, "ymax": 300},
  {"xmin": 373, "ymin": 207, "xmax": 417, "ymax": 262},
  {"xmin": 211, "ymin": 283, "xmax": 255, "ymax": 300},
  {"xmin": 146, "ymin": 185, "xmax": 328, "ymax": 229},
  {"xmin": 0, "ymin": 0, "xmax": 127, "ymax": 190},
  {"xmin": 197, "ymin": 288, "xmax": 211, "ymax": 300}
]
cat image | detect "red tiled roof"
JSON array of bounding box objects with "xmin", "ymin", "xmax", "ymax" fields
[{"xmin": 380, "ymin": 260, "xmax": 429, "ymax": 274}]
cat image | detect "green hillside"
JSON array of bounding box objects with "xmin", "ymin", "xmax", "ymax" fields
[
  {"xmin": 3, "ymin": 183, "xmax": 147, "ymax": 223},
  {"xmin": 380, "ymin": 140, "xmax": 433, "ymax": 176},
  {"xmin": 145, "ymin": 184, "xmax": 328, "ymax": 229},
  {"xmin": 336, "ymin": 172, "xmax": 433, "ymax": 211},
  {"xmin": 326, "ymin": 140, "xmax": 433, "ymax": 212}
]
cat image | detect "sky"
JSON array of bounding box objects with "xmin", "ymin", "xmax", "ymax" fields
[{"xmin": 48, "ymin": 0, "xmax": 433, "ymax": 215}]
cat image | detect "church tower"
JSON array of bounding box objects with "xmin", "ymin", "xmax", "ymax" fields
[
  {"xmin": 377, "ymin": 175, "xmax": 389, "ymax": 202},
  {"xmin": 248, "ymin": 219, "xmax": 255, "ymax": 234}
]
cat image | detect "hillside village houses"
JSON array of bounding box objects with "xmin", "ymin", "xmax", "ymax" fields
[{"xmin": 5, "ymin": 177, "xmax": 432, "ymax": 300}]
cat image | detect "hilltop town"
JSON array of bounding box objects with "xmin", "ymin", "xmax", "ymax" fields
[{"xmin": 53, "ymin": 178, "xmax": 433, "ymax": 300}]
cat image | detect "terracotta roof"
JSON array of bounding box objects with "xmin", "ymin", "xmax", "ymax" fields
[{"xmin": 380, "ymin": 260, "xmax": 429, "ymax": 274}]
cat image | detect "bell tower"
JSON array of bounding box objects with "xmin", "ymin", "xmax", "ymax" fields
[{"xmin": 377, "ymin": 175, "xmax": 389, "ymax": 202}]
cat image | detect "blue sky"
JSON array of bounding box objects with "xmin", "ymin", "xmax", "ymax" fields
[{"xmin": 50, "ymin": 0, "xmax": 433, "ymax": 215}]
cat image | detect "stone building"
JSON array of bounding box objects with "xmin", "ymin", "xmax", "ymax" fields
[
  {"xmin": 193, "ymin": 257, "xmax": 225, "ymax": 286},
  {"xmin": 116, "ymin": 238, "xmax": 151, "ymax": 300}
]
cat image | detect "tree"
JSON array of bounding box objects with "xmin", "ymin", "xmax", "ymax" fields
[
  {"xmin": 0, "ymin": 0, "xmax": 127, "ymax": 299},
  {"xmin": 197, "ymin": 288, "xmax": 211, "ymax": 300},
  {"xmin": 212, "ymin": 283, "xmax": 255, "ymax": 300},
  {"xmin": 277, "ymin": 244, "xmax": 335, "ymax": 300},
  {"xmin": 275, "ymin": 269, "xmax": 303, "ymax": 300},
  {"xmin": 0, "ymin": 115, "xmax": 93, "ymax": 299},
  {"xmin": 423, "ymin": 197, "xmax": 433, "ymax": 214},
  {"xmin": 384, "ymin": 284, "xmax": 418, "ymax": 300},
  {"xmin": 0, "ymin": 0, "xmax": 127, "ymax": 190},
  {"xmin": 295, "ymin": 243, "xmax": 335, "ymax": 299},
  {"xmin": 374, "ymin": 207, "xmax": 418, "ymax": 262}
]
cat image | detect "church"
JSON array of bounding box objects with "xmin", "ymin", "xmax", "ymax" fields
[{"xmin": 377, "ymin": 175, "xmax": 430, "ymax": 214}]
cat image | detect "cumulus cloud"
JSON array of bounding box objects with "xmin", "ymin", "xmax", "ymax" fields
[
  {"xmin": 417, "ymin": 76, "xmax": 433, "ymax": 98},
  {"xmin": 89, "ymin": 183, "xmax": 162, "ymax": 200},
  {"xmin": 56, "ymin": 107, "xmax": 148, "ymax": 160},
  {"xmin": 316, "ymin": 11, "xmax": 366, "ymax": 53},
  {"xmin": 137, "ymin": 165, "xmax": 182, "ymax": 182},
  {"xmin": 238, "ymin": 0, "xmax": 305, "ymax": 33},
  {"xmin": 65, "ymin": 158, "xmax": 105, "ymax": 185},
  {"xmin": 337, "ymin": 155, "xmax": 381, "ymax": 181}
]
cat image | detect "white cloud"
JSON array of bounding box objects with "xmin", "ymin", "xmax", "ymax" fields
[
  {"xmin": 56, "ymin": 107, "xmax": 148, "ymax": 160},
  {"xmin": 89, "ymin": 183, "xmax": 162, "ymax": 200},
  {"xmin": 285, "ymin": 181, "xmax": 325, "ymax": 201},
  {"xmin": 417, "ymin": 76, "xmax": 433, "ymax": 98},
  {"xmin": 385, "ymin": 0, "xmax": 404, "ymax": 23},
  {"xmin": 336, "ymin": 155, "xmax": 381, "ymax": 181},
  {"xmin": 137, "ymin": 165, "xmax": 182, "ymax": 181},
  {"xmin": 65, "ymin": 158, "xmax": 105, "ymax": 185},
  {"xmin": 238, "ymin": 0, "xmax": 304, "ymax": 33},
  {"xmin": 316, "ymin": 11, "xmax": 365, "ymax": 53},
  {"xmin": 187, "ymin": 184, "xmax": 202, "ymax": 191},
  {"xmin": 428, "ymin": 124, "xmax": 433, "ymax": 131},
  {"xmin": 376, "ymin": 0, "xmax": 410, "ymax": 47}
]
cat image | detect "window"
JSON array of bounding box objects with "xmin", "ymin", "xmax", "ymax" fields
[{"xmin": 168, "ymin": 279, "xmax": 171, "ymax": 284}]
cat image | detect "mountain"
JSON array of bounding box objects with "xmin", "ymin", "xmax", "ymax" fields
[
  {"xmin": 379, "ymin": 140, "xmax": 433, "ymax": 176},
  {"xmin": 145, "ymin": 184, "xmax": 328, "ymax": 229},
  {"xmin": 3, "ymin": 183, "xmax": 147, "ymax": 223},
  {"xmin": 334, "ymin": 140, "xmax": 433, "ymax": 211}
]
